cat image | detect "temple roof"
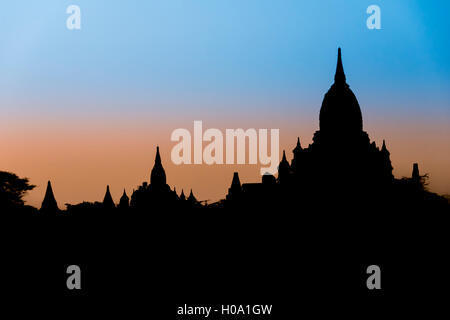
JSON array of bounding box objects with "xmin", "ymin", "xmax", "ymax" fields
[
  {"xmin": 150, "ymin": 146, "xmax": 167, "ymax": 186},
  {"xmin": 319, "ymin": 48, "xmax": 363, "ymax": 135},
  {"xmin": 103, "ymin": 185, "xmax": 115, "ymax": 209},
  {"xmin": 231, "ymin": 172, "xmax": 241, "ymax": 189},
  {"xmin": 41, "ymin": 180, "xmax": 58, "ymax": 212},
  {"xmin": 293, "ymin": 137, "xmax": 302, "ymax": 153}
]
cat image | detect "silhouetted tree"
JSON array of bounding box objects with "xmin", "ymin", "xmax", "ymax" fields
[{"xmin": 0, "ymin": 171, "xmax": 35, "ymax": 209}]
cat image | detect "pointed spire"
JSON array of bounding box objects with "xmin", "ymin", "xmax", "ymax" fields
[
  {"xmin": 151, "ymin": 146, "xmax": 167, "ymax": 186},
  {"xmin": 40, "ymin": 180, "xmax": 59, "ymax": 212},
  {"xmin": 293, "ymin": 137, "xmax": 302, "ymax": 153},
  {"xmin": 188, "ymin": 189, "xmax": 197, "ymax": 202},
  {"xmin": 334, "ymin": 47, "xmax": 346, "ymax": 84},
  {"xmin": 227, "ymin": 172, "xmax": 243, "ymax": 201},
  {"xmin": 278, "ymin": 150, "xmax": 291, "ymax": 183},
  {"xmin": 118, "ymin": 188, "xmax": 129, "ymax": 209},
  {"xmin": 103, "ymin": 185, "xmax": 115, "ymax": 209},
  {"xmin": 180, "ymin": 189, "xmax": 186, "ymax": 201},
  {"xmin": 231, "ymin": 172, "xmax": 241, "ymax": 189},
  {"xmin": 380, "ymin": 138, "xmax": 390, "ymax": 152},
  {"xmin": 155, "ymin": 145, "xmax": 161, "ymax": 165}
]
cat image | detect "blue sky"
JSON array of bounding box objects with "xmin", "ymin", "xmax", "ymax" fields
[{"xmin": 0, "ymin": 0, "xmax": 449, "ymax": 117}]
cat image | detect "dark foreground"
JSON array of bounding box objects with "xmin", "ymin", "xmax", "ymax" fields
[{"xmin": 1, "ymin": 196, "xmax": 449, "ymax": 317}]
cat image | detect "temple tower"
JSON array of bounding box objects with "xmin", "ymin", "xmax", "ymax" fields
[
  {"xmin": 103, "ymin": 185, "xmax": 115, "ymax": 210},
  {"xmin": 150, "ymin": 146, "xmax": 167, "ymax": 187},
  {"xmin": 40, "ymin": 181, "xmax": 59, "ymax": 213}
]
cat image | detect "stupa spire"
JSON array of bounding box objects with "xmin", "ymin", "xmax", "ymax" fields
[
  {"xmin": 293, "ymin": 137, "xmax": 302, "ymax": 153},
  {"xmin": 278, "ymin": 150, "xmax": 291, "ymax": 184},
  {"xmin": 180, "ymin": 189, "xmax": 186, "ymax": 201},
  {"xmin": 282, "ymin": 150, "xmax": 288, "ymax": 162},
  {"xmin": 155, "ymin": 146, "xmax": 161, "ymax": 165},
  {"xmin": 118, "ymin": 188, "xmax": 129, "ymax": 209},
  {"xmin": 381, "ymin": 139, "xmax": 388, "ymax": 152},
  {"xmin": 103, "ymin": 185, "xmax": 115, "ymax": 209},
  {"xmin": 231, "ymin": 172, "xmax": 241, "ymax": 189},
  {"xmin": 150, "ymin": 146, "xmax": 167, "ymax": 186},
  {"xmin": 40, "ymin": 180, "xmax": 59, "ymax": 213},
  {"xmin": 334, "ymin": 47, "xmax": 346, "ymax": 84},
  {"xmin": 188, "ymin": 189, "xmax": 197, "ymax": 202}
]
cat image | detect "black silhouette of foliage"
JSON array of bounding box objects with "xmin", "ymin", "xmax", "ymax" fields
[{"xmin": 0, "ymin": 171, "xmax": 35, "ymax": 208}]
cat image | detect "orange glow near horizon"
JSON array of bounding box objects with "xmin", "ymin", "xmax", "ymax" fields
[{"xmin": 1, "ymin": 113, "xmax": 450, "ymax": 208}]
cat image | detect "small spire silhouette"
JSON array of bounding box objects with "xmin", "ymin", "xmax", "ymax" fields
[
  {"xmin": 231, "ymin": 172, "xmax": 241, "ymax": 189},
  {"xmin": 155, "ymin": 146, "xmax": 161, "ymax": 165},
  {"xmin": 334, "ymin": 47, "xmax": 346, "ymax": 84},
  {"xmin": 103, "ymin": 185, "xmax": 115, "ymax": 209},
  {"xmin": 180, "ymin": 189, "xmax": 186, "ymax": 201},
  {"xmin": 278, "ymin": 150, "xmax": 291, "ymax": 183},
  {"xmin": 118, "ymin": 188, "xmax": 129, "ymax": 209},
  {"xmin": 151, "ymin": 146, "xmax": 167, "ymax": 186},
  {"xmin": 293, "ymin": 137, "xmax": 302, "ymax": 151},
  {"xmin": 188, "ymin": 189, "xmax": 197, "ymax": 202},
  {"xmin": 281, "ymin": 150, "xmax": 288, "ymax": 162},
  {"xmin": 381, "ymin": 139, "xmax": 387, "ymax": 151},
  {"xmin": 41, "ymin": 180, "xmax": 58, "ymax": 212}
]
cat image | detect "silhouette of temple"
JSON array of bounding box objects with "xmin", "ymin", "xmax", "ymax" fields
[
  {"xmin": 103, "ymin": 185, "xmax": 116, "ymax": 210},
  {"xmin": 37, "ymin": 48, "xmax": 447, "ymax": 215},
  {"xmin": 40, "ymin": 181, "xmax": 59, "ymax": 213},
  {"xmin": 226, "ymin": 48, "xmax": 396, "ymax": 207},
  {"xmin": 118, "ymin": 189, "xmax": 130, "ymax": 210},
  {"xmin": 48, "ymin": 146, "xmax": 201, "ymax": 214},
  {"xmin": 129, "ymin": 146, "xmax": 198, "ymax": 211}
]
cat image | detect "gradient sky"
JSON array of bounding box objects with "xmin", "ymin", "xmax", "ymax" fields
[{"xmin": 1, "ymin": 0, "xmax": 449, "ymax": 207}]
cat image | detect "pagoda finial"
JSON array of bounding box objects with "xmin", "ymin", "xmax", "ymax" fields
[
  {"xmin": 334, "ymin": 47, "xmax": 346, "ymax": 84},
  {"xmin": 231, "ymin": 172, "xmax": 241, "ymax": 188},
  {"xmin": 151, "ymin": 146, "xmax": 167, "ymax": 186},
  {"xmin": 293, "ymin": 137, "xmax": 303, "ymax": 154},
  {"xmin": 103, "ymin": 185, "xmax": 115, "ymax": 209},
  {"xmin": 40, "ymin": 180, "xmax": 59, "ymax": 212},
  {"xmin": 188, "ymin": 189, "xmax": 197, "ymax": 202},
  {"xmin": 118, "ymin": 188, "xmax": 129, "ymax": 209},
  {"xmin": 155, "ymin": 145, "xmax": 161, "ymax": 164}
]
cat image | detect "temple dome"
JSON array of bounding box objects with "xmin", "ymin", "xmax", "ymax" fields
[{"xmin": 319, "ymin": 48, "xmax": 363, "ymax": 134}]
